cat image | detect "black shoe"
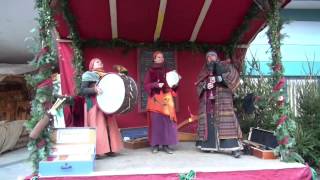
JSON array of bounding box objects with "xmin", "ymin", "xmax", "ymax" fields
[
  {"xmin": 105, "ymin": 152, "xmax": 116, "ymax": 157},
  {"xmin": 95, "ymin": 154, "xmax": 106, "ymax": 160},
  {"xmin": 201, "ymin": 149, "xmax": 211, "ymax": 153},
  {"xmin": 232, "ymin": 150, "xmax": 241, "ymax": 158},
  {"xmin": 163, "ymin": 145, "xmax": 173, "ymax": 154},
  {"xmin": 152, "ymin": 145, "xmax": 160, "ymax": 153}
]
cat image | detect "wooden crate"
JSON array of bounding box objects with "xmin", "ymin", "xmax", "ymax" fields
[
  {"xmin": 178, "ymin": 132, "xmax": 196, "ymax": 142},
  {"xmin": 250, "ymin": 146, "xmax": 277, "ymax": 159},
  {"xmin": 123, "ymin": 138, "xmax": 149, "ymax": 149}
]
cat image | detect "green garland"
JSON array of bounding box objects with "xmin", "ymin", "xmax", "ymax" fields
[
  {"xmin": 179, "ymin": 170, "xmax": 196, "ymax": 180},
  {"xmin": 58, "ymin": 0, "xmax": 262, "ymax": 68},
  {"xmin": 25, "ymin": 0, "xmax": 57, "ymax": 174},
  {"xmin": 60, "ymin": 0, "xmax": 84, "ymax": 92},
  {"xmin": 83, "ymin": 39, "xmax": 226, "ymax": 53},
  {"xmin": 266, "ymin": 0, "xmax": 303, "ymax": 162}
]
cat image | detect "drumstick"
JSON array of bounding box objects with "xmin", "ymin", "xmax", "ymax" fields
[
  {"xmin": 49, "ymin": 98, "xmax": 61, "ymax": 111},
  {"xmin": 48, "ymin": 97, "xmax": 66, "ymax": 115},
  {"xmin": 49, "ymin": 98, "xmax": 64, "ymax": 112}
]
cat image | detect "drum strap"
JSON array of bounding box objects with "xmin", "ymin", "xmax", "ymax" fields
[{"xmin": 85, "ymin": 97, "xmax": 94, "ymax": 111}]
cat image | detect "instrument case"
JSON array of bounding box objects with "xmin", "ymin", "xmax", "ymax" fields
[
  {"xmin": 243, "ymin": 127, "xmax": 278, "ymax": 159},
  {"xmin": 121, "ymin": 127, "xmax": 149, "ymax": 149}
]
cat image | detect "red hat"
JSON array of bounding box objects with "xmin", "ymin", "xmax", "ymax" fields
[{"xmin": 88, "ymin": 58, "xmax": 101, "ymax": 71}]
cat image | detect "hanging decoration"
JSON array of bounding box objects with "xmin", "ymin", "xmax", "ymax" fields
[
  {"xmin": 24, "ymin": 0, "xmax": 57, "ymax": 174},
  {"xmin": 266, "ymin": 0, "xmax": 303, "ymax": 162},
  {"xmin": 58, "ymin": 0, "xmax": 262, "ymax": 69},
  {"xmin": 60, "ymin": 0, "xmax": 84, "ymax": 91}
]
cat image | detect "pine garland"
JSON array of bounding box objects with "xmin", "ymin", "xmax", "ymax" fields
[
  {"xmin": 266, "ymin": 0, "xmax": 303, "ymax": 162},
  {"xmin": 60, "ymin": 0, "xmax": 84, "ymax": 92},
  {"xmin": 25, "ymin": 0, "xmax": 57, "ymax": 174},
  {"xmin": 59, "ymin": 0, "xmax": 262, "ymax": 69},
  {"xmin": 83, "ymin": 39, "xmax": 226, "ymax": 53}
]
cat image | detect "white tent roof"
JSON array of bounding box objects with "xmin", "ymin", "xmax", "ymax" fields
[{"xmin": 0, "ymin": 63, "xmax": 36, "ymax": 75}]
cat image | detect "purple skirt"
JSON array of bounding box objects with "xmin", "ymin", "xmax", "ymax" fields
[{"xmin": 150, "ymin": 112, "xmax": 178, "ymax": 146}]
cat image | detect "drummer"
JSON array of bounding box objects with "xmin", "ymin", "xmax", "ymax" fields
[
  {"xmin": 144, "ymin": 51, "xmax": 180, "ymax": 154},
  {"xmin": 80, "ymin": 58, "xmax": 123, "ymax": 159}
]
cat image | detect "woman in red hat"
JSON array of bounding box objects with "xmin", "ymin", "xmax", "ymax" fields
[
  {"xmin": 81, "ymin": 58, "xmax": 123, "ymax": 159},
  {"xmin": 144, "ymin": 51, "xmax": 179, "ymax": 154}
]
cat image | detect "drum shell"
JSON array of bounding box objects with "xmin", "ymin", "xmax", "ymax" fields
[{"xmin": 96, "ymin": 73, "xmax": 138, "ymax": 115}]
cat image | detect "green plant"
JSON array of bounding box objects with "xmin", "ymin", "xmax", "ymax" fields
[
  {"xmin": 265, "ymin": 0, "xmax": 302, "ymax": 162},
  {"xmin": 235, "ymin": 54, "xmax": 275, "ymax": 135},
  {"xmin": 296, "ymin": 81, "xmax": 320, "ymax": 170}
]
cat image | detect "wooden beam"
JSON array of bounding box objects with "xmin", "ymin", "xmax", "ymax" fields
[
  {"xmin": 109, "ymin": 0, "xmax": 118, "ymax": 39},
  {"xmin": 154, "ymin": 0, "xmax": 167, "ymax": 41},
  {"xmin": 53, "ymin": 28, "xmax": 72, "ymax": 43},
  {"xmin": 236, "ymin": 44, "xmax": 249, "ymax": 48},
  {"xmin": 190, "ymin": 0, "xmax": 212, "ymax": 42},
  {"xmin": 56, "ymin": 39, "xmax": 72, "ymax": 43}
]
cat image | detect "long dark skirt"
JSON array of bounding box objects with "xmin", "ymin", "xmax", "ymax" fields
[
  {"xmin": 196, "ymin": 113, "xmax": 241, "ymax": 151},
  {"xmin": 150, "ymin": 112, "xmax": 178, "ymax": 146}
]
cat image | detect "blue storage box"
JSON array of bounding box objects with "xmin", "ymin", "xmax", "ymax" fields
[
  {"xmin": 120, "ymin": 127, "xmax": 149, "ymax": 149},
  {"xmin": 39, "ymin": 128, "xmax": 96, "ymax": 177},
  {"xmin": 120, "ymin": 127, "xmax": 148, "ymax": 141}
]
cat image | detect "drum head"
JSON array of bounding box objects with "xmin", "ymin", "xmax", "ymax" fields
[
  {"xmin": 97, "ymin": 73, "xmax": 125, "ymax": 114},
  {"xmin": 166, "ymin": 70, "xmax": 180, "ymax": 88}
]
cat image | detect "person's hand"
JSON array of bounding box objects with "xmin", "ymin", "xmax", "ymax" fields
[
  {"xmin": 216, "ymin": 76, "xmax": 223, "ymax": 82},
  {"xmin": 158, "ymin": 83, "xmax": 164, "ymax": 88},
  {"xmin": 95, "ymin": 86, "xmax": 103, "ymax": 95},
  {"xmin": 207, "ymin": 82, "xmax": 214, "ymax": 90},
  {"xmin": 171, "ymin": 84, "xmax": 178, "ymax": 89},
  {"xmin": 215, "ymin": 62, "xmax": 228, "ymax": 75}
]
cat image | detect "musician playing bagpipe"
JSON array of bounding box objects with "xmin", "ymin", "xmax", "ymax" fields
[
  {"xmin": 144, "ymin": 51, "xmax": 180, "ymax": 154},
  {"xmin": 195, "ymin": 50, "xmax": 243, "ymax": 158},
  {"xmin": 80, "ymin": 58, "xmax": 123, "ymax": 159}
]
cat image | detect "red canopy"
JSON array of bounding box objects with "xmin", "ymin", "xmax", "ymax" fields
[
  {"xmin": 55, "ymin": 0, "xmax": 289, "ymax": 46},
  {"xmin": 54, "ymin": 0, "xmax": 290, "ymax": 128}
]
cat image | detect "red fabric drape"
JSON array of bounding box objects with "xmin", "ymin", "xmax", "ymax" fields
[
  {"xmin": 58, "ymin": 42, "xmax": 76, "ymax": 95},
  {"xmin": 57, "ymin": 42, "xmax": 76, "ymax": 127},
  {"xmin": 39, "ymin": 166, "xmax": 312, "ymax": 180}
]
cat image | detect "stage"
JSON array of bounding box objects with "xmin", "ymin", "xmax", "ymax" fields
[{"xmin": 40, "ymin": 142, "xmax": 311, "ymax": 180}]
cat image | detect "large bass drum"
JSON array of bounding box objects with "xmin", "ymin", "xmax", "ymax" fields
[{"xmin": 96, "ymin": 73, "xmax": 138, "ymax": 114}]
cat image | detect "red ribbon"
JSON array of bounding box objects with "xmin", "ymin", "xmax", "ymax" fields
[
  {"xmin": 278, "ymin": 136, "xmax": 289, "ymax": 145},
  {"xmin": 37, "ymin": 78, "xmax": 53, "ymax": 89},
  {"xmin": 273, "ymin": 64, "xmax": 282, "ymax": 72},
  {"xmin": 277, "ymin": 115, "xmax": 288, "ymax": 126},
  {"xmin": 36, "ymin": 139, "xmax": 46, "ymax": 149},
  {"xmin": 273, "ymin": 77, "xmax": 286, "ymax": 92},
  {"xmin": 35, "ymin": 46, "xmax": 49, "ymax": 62}
]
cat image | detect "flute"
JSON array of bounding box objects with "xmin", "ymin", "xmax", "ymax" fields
[{"xmin": 194, "ymin": 74, "xmax": 209, "ymax": 86}]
